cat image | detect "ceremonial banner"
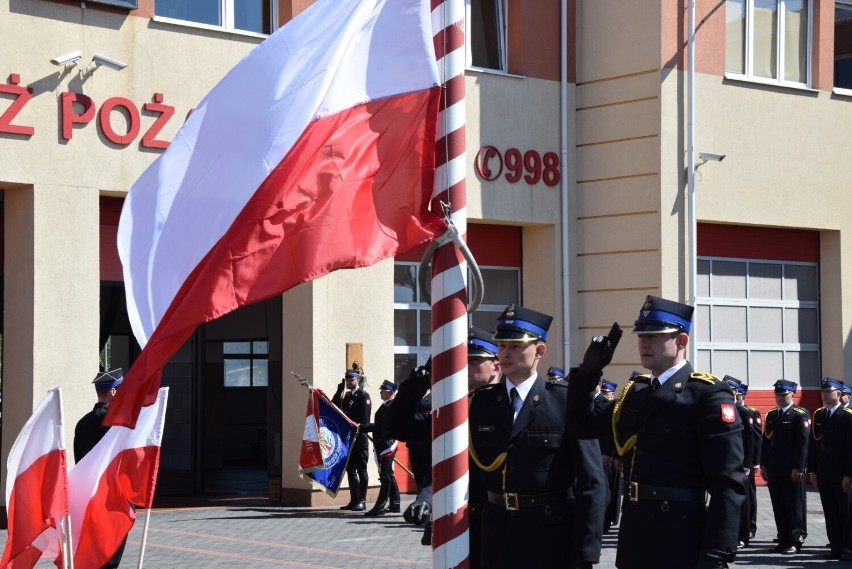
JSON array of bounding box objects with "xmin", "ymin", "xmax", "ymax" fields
[
  {"xmin": 299, "ymin": 391, "xmax": 357, "ymax": 497},
  {"xmin": 298, "ymin": 388, "xmax": 325, "ymax": 473}
]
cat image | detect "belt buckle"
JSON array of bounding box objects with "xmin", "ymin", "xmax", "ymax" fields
[
  {"xmin": 504, "ymin": 492, "xmax": 519, "ymax": 511},
  {"xmin": 629, "ymin": 482, "xmax": 639, "ymax": 503}
]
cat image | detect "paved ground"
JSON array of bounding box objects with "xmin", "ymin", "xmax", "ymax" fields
[{"xmin": 0, "ymin": 487, "xmax": 843, "ymax": 568}]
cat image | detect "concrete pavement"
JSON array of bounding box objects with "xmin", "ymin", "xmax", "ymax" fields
[{"xmin": 2, "ymin": 486, "xmax": 843, "ymax": 568}]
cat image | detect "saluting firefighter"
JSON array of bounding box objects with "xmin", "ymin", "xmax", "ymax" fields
[
  {"xmin": 759, "ymin": 379, "xmax": 810, "ymax": 554},
  {"xmin": 724, "ymin": 376, "xmax": 760, "ymax": 549},
  {"xmin": 468, "ymin": 305, "xmax": 604, "ymax": 569},
  {"xmin": 332, "ymin": 366, "xmax": 372, "ymax": 511},
  {"xmin": 807, "ymin": 378, "xmax": 852, "ymax": 560},
  {"xmin": 565, "ymin": 295, "xmax": 745, "ymax": 569}
]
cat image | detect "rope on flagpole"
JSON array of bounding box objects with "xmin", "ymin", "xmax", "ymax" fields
[
  {"xmin": 430, "ymin": 0, "xmax": 469, "ymax": 566},
  {"xmin": 417, "ymin": 203, "xmax": 483, "ymax": 311}
]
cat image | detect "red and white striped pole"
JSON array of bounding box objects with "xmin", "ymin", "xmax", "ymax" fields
[{"xmin": 429, "ymin": 0, "xmax": 468, "ymax": 567}]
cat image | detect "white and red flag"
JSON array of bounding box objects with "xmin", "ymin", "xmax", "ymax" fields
[
  {"xmin": 66, "ymin": 388, "xmax": 168, "ymax": 568},
  {"xmin": 106, "ymin": 0, "xmax": 442, "ymax": 429},
  {"xmin": 298, "ymin": 388, "xmax": 325, "ymax": 473},
  {"xmin": 0, "ymin": 388, "xmax": 69, "ymax": 568}
]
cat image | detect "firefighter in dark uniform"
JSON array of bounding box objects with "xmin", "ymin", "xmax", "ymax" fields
[
  {"xmin": 466, "ymin": 326, "xmax": 500, "ymax": 569},
  {"xmin": 807, "ymin": 377, "xmax": 852, "ymax": 560},
  {"xmin": 724, "ymin": 376, "xmax": 759, "ymax": 548},
  {"xmin": 759, "ymin": 379, "xmax": 810, "ymax": 554},
  {"xmin": 566, "ymin": 295, "xmax": 745, "ymax": 569},
  {"xmin": 74, "ymin": 369, "xmax": 127, "ymax": 568},
  {"xmin": 740, "ymin": 383, "xmax": 762, "ymax": 540},
  {"xmin": 361, "ymin": 380, "xmax": 401, "ymax": 516},
  {"xmin": 598, "ymin": 379, "xmax": 622, "ymax": 533},
  {"xmin": 468, "ymin": 305, "xmax": 603, "ymax": 569},
  {"xmin": 546, "ymin": 365, "xmax": 565, "ymax": 382},
  {"xmin": 332, "ymin": 366, "xmax": 372, "ymax": 511}
]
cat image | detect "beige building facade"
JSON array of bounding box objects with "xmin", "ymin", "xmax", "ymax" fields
[{"xmin": 1, "ymin": 0, "xmax": 850, "ymax": 507}]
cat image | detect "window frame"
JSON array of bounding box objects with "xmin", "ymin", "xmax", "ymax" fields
[
  {"xmin": 223, "ymin": 340, "xmax": 270, "ymax": 388},
  {"xmin": 726, "ymin": 0, "xmax": 813, "ymax": 88},
  {"xmin": 154, "ymin": 0, "xmax": 277, "ymax": 37},
  {"xmin": 465, "ymin": 0, "xmax": 509, "ymax": 73},
  {"xmin": 393, "ymin": 261, "xmax": 521, "ymax": 370}
]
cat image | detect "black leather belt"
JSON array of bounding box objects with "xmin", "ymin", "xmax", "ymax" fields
[
  {"xmin": 628, "ymin": 482, "xmax": 704, "ymax": 503},
  {"xmin": 486, "ymin": 490, "xmax": 566, "ymax": 511}
]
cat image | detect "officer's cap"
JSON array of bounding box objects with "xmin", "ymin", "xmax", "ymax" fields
[
  {"xmin": 379, "ymin": 380, "xmax": 397, "ymax": 393},
  {"xmin": 841, "ymin": 385, "xmax": 852, "ymax": 395},
  {"xmin": 492, "ymin": 304, "xmax": 552, "ymax": 343},
  {"xmin": 546, "ymin": 366, "xmax": 565, "ymax": 379},
  {"xmin": 93, "ymin": 368, "xmax": 123, "ymax": 391},
  {"xmin": 723, "ymin": 375, "xmax": 748, "ymax": 395},
  {"xmin": 632, "ymin": 295, "xmax": 693, "ymax": 334},
  {"xmin": 468, "ymin": 327, "xmax": 498, "ymax": 359},
  {"xmin": 600, "ymin": 380, "xmax": 617, "ymax": 392},
  {"xmin": 344, "ymin": 369, "xmax": 361, "ymax": 381},
  {"xmin": 773, "ymin": 379, "xmax": 798, "ymax": 394},
  {"xmin": 820, "ymin": 377, "xmax": 845, "ymax": 392}
]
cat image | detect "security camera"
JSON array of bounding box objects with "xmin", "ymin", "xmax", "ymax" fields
[
  {"xmin": 698, "ymin": 151, "xmax": 726, "ymax": 163},
  {"xmin": 91, "ymin": 53, "xmax": 128, "ymax": 70},
  {"xmin": 50, "ymin": 51, "xmax": 83, "ymax": 67}
]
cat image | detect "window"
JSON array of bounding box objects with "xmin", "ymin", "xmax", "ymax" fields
[
  {"xmin": 223, "ymin": 341, "xmax": 269, "ymax": 387},
  {"xmin": 393, "ymin": 262, "xmax": 520, "ymax": 382},
  {"xmin": 695, "ymin": 258, "xmax": 820, "ymax": 389},
  {"xmin": 726, "ymin": 0, "xmax": 811, "ymax": 86},
  {"xmin": 467, "ymin": 0, "xmax": 508, "ymax": 72},
  {"xmin": 835, "ymin": 1, "xmax": 852, "ymax": 89},
  {"xmin": 155, "ymin": 0, "xmax": 273, "ymax": 35}
]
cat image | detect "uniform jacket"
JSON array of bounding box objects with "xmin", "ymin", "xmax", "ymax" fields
[
  {"xmin": 760, "ymin": 405, "xmax": 810, "ymax": 474},
  {"xmin": 469, "ymin": 375, "xmax": 601, "ymax": 567},
  {"xmin": 735, "ymin": 404, "xmax": 758, "ymax": 470},
  {"xmin": 808, "ymin": 405, "xmax": 852, "ymax": 478},
  {"xmin": 746, "ymin": 405, "xmax": 762, "ymax": 467},
  {"xmin": 332, "ymin": 384, "xmax": 372, "ymax": 426},
  {"xmin": 568, "ymin": 362, "xmax": 745, "ymax": 569},
  {"xmin": 362, "ymin": 400, "xmax": 397, "ymax": 457},
  {"xmin": 74, "ymin": 402, "xmax": 110, "ymax": 462}
]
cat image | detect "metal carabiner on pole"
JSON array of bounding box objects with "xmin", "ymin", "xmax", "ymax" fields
[{"xmin": 417, "ymin": 203, "xmax": 484, "ymax": 313}]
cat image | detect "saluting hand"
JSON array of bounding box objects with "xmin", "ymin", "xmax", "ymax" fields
[
  {"xmin": 578, "ymin": 322, "xmax": 623, "ymax": 376},
  {"xmin": 791, "ymin": 468, "xmax": 803, "ymax": 482}
]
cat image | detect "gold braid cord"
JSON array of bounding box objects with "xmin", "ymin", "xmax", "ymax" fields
[
  {"xmin": 812, "ymin": 407, "xmax": 825, "ymax": 441},
  {"xmin": 764, "ymin": 410, "xmax": 776, "ymax": 440},
  {"xmin": 612, "ymin": 380, "xmax": 638, "ymax": 457},
  {"xmin": 468, "ymin": 391, "xmax": 508, "ymax": 473}
]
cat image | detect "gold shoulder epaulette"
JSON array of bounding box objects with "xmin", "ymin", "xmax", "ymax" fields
[
  {"xmin": 631, "ymin": 373, "xmax": 652, "ymax": 383},
  {"xmin": 793, "ymin": 407, "xmax": 806, "ymax": 414},
  {"xmin": 843, "ymin": 408, "xmax": 852, "ymax": 414},
  {"xmin": 688, "ymin": 371, "xmax": 719, "ymax": 385},
  {"xmin": 748, "ymin": 406, "xmax": 760, "ymax": 412}
]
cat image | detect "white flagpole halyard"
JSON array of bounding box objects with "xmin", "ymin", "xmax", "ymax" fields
[{"xmin": 429, "ymin": 0, "xmax": 469, "ymax": 567}]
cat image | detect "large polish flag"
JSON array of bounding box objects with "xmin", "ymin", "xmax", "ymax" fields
[
  {"xmin": 0, "ymin": 388, "xmax": 69, "ymax": 568},
  {"xmin": 67, "ymin": 388, "xmax": 168, "ymax": 568},
  {"xmin": 106, "ymin": 0, "xmax": 443, "ymax": 428}
]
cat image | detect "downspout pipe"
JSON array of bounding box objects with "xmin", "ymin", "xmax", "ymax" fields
[
  {"xmin": 561, "ymin": 0, "xmax": 571, "ymax": 369},
  {"xmin": 687, "ymin": 0, "xmax": 697, "ymax": 364}
]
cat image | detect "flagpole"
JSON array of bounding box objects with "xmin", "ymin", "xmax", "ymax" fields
[
  {"xmin": 62, "ymin": 514, "xmax": 75, "ymax": 569},
  {"xmin": 430, "ymin": 0, "xmax": 468, "ymax": 567},
  {"xmin": 136, "ymin": 508, "xmax": 153, "ymax": 568}
]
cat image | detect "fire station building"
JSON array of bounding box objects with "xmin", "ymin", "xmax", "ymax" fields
[{"xmin": 2, "ymin": 0, "xmax": 852, "ymax": 507}]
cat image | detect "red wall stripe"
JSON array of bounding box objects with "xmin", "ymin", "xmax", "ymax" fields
[
  {"xmin": 698, "ymin": 223, "xmax": 819, "ymax": 262},
  {"xmin": 396, "ymin": 224, "xmax": 522, "ymax": 267}
]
